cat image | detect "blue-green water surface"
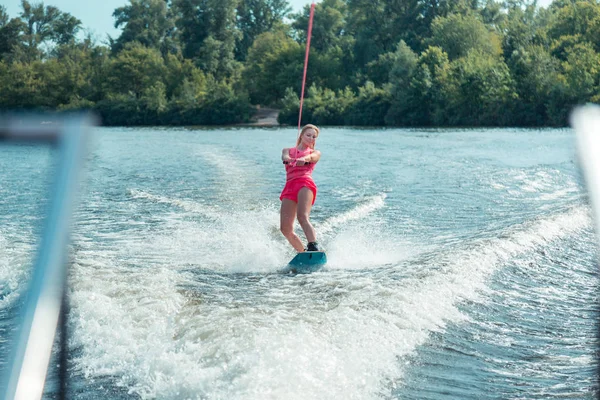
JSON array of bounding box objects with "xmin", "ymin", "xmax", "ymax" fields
[{"xmin": 0, "ymin": 127, "xmax": 597, "ymax": 399}]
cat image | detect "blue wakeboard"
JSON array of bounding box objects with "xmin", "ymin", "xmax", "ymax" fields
[{"xmin": 285, "ymin": 251, "xmax": 327, "ymax": 274}]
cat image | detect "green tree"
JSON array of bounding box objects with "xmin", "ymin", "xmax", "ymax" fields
[
  {"xmin": 428, "ymin": 12, "xmax": 502, "ymax": 60},
  {"xmin": 0, "ymin": 60, "xmax": 45, "ymax": 108},
  {"xmin": 385, "ymin": 40, "xmax": 419, "ymax": 125},
  {"xmin": 195, "ymin": 34, "xmax": 241, "ymax": 79},
  {"xmin": 499, "ymin": 1, "xmax": 545, "ymax": 59},
  {"xmin": 172, "ymin": 0, "xmax": 240, "ymax": 79},
  {"xmin": 290, "ymin": 0, "xmax": 353, "ymax": 91},
  {"xmin": 345, "ymin": 81, "xmax": 390, "ymax": 126},
  {"xmin": 20, "ymin": 0, "xmax": 59, "ymax": 57},
  {"xmin": 416, "ymin": 46, "xmax": 452, "ymax": 126},
  {"xmin": 345, "ymin": 0, "xmax": 390, "ymax": 67},
  {"xmin": 106, "ymin": 42, "xmax": 168, "ymax": 98},
  {"xmin": 0, "ymin": 6, "xmax": 26, "ymax": 60},
  {"xmin": 444, "ymin": 50, "xmax": 517, "ymax": 126},
  {"xmin": 292, "ymin": 0, "xmax": 346, "ymax": 53},
  {"xmin": 277, "ymin": 86, "xmax": 300, "ymax": 124},
  {"xmin": 365, "ymin": 50, "xmax": 399, "ymax": 86},
  {"xmin": 51, "ymin": 11, "xmax": 81, "ymax": 45},
  {"xmin": 163, "ymin": 53, "xmax": 207, "ymax": 99},
  {"xmin": 242, "ymin": 29, "xmax": 302, "ymax": 104},
  {"xmin": 236, "ymin": 0, "xmax": 291, "ymax": 61},
  {"xmin": 384, "ymin": 0, "xmax": 468, "ymax": 52},
  {"xmin": 386, "ymin": 45, "xmax": 452, "ymax": 126},
  {"xmin": 139, "ymin": 81, "xmax": 168, "ymax": 123},
  {"xmin": 111, "ymin": 0, "xmax": 176, "ymax": 55},
  {"xmin": 79, "ymin": 41, "xmax": 111, "ymax": 103},
  {"xmin": 346, "ymin": 0, "xmax": 475, "ymax": 67},
  {"xmin": 550, "ymin": 33, "xmax": 585, "ymax": 60},
  {"xmin": 18, "ymin": 0, "xmax": 81, "ymax": 61},
  {"xmin": 0, "ymin": 6, "xmax": 7, "ymax": 26},
  {"xmin": 507, "ymin": 44, "xmax": 560, "ymax": 125},
  {"xmin": 164, "ymin": 74, "xmax": 251, "ymax": 125},
  {"xmin": 480, "ymin": 0, "xmax": 506, "ymax": 28},
  {"xmin": 52, "ymin": 40, "xmax": 110, "ymax": 105},
  {"xmin": 33, "ymin": 57, "xmax": 75, "ymax": 106},
  {"xmin": 562, "ymin": 42, "xmax": 599, "ymax": 103},
  {"xmin": 547, "ymin": 0, "xmax": 600, "ymax": 53},
  {"xmin": 298, "ymin": 84, "xmax": 351, "ymax": 125}
]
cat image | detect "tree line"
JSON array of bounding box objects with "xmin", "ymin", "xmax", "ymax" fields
[{"xmin": 0, "ymin": 0, "xmax": 599, "ymax": 127}]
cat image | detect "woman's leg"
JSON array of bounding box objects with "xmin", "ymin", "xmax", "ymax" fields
[
  {"xmin": 280, "ymin": 199, "xmax": 305, "ymax": 252},
  {"xmin": 297, "ymin": 187, "xmax": 316, "ymax": 243}
]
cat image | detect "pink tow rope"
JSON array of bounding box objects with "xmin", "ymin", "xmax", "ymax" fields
[{"xmin": 297, "ymin": 2, "xmax": 315, "ymax": 140}]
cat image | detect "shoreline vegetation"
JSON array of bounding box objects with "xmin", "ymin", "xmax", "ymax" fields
[
  {"xmin": 244, "ymin": 107, "xmax": 281, "ymax": 127},
  {"xmin": 1, "ymin": 0, "xmax": 600, "ymax": 128}
]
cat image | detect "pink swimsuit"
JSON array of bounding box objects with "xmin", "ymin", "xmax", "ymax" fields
[{"xmin": 280, "ymin": 147, "xmax": 318, "ymax": 205}]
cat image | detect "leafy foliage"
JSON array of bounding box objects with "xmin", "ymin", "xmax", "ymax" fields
[
  {"xmin": 428, "ymin": 13, "xmax": 501, "ymax": 60},
  {"xmin": 0, "ymin": 0, "xmax": 599, "ymax": 127},
  {"xmin": 111, "ymin": 0, "xmax": 175, "ymax": 55}
]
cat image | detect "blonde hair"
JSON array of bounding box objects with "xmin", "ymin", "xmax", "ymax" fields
[{"xmin": 296, "ymin": 124, "xmax": 320, "ymax": 149}]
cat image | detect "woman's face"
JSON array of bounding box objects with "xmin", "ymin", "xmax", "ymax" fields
[{"xmin": 301, "ymin": 128, "xmax": 318, "ymax": 147}]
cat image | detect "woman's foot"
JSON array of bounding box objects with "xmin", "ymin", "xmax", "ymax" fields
[{"xmin": 306, "ymin": 242, "xmax": 320, "ymax": 251}]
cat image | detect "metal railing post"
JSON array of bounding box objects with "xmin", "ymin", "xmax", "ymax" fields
[{"xmin": 0, "ymin": 114, "xmax": 94, "ymax": 400}]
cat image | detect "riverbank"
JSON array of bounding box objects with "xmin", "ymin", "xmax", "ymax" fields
[{"xmin": 242, "ymin": 106, "xmax": 280, "ymax": 127}]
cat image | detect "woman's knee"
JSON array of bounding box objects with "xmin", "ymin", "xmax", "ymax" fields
[
  {"xmin": 280, "ymin": 224, "xmax": 294, "ymax": 236},
  {"xmin": 297, "ymin": 213, "xmax": 310, "ymax": 225}
]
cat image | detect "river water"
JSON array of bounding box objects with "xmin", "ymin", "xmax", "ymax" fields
[{"xmin": 0, "ymin": 126, "xmax": 597, "ymax": 399}]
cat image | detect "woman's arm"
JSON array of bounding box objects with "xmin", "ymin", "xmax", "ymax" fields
[
  {"xmin": 282, "ymin": 148, "xmax": 292, "ymax": 162},
  {"xmin": 298, "ymin": 150, "xmax": 321, "ymax": 165}
]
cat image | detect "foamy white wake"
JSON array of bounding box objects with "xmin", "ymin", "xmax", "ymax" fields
[
  {"xmin": 0, "ymin": 231, "xmax": 37, "ymax": 309},
  {"xmin": 129, "ymin": 189, "xmax": 221, "ymax": 219},
  {"xmin": 67, "ymin": 200, "xmax": 591, "ymax": 399},
  {"xmin": 194, "ymin": 146, "xmax": 260, "ymax": 206},
  {"xmin": 317, "ymin": 194, "xmax": 386, "ymax": 237},
  {"xmin": 126, "ymin": 191, "xmax": 392, "ymax": 272}
]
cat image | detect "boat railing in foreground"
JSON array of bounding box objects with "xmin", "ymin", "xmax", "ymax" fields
[{"xmin": 0, "ymin": 113, "xmax": 95, "ymax": 400}]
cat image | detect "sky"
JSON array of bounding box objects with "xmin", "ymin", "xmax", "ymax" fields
[{"xmin": 3, "ymin": 0, "xmax": 553, "ymax": 42}]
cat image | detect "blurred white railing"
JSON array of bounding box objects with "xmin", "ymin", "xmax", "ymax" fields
[{"xmin": 0, "ymin": 113, "xmax": 95, "ymax": 400}]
